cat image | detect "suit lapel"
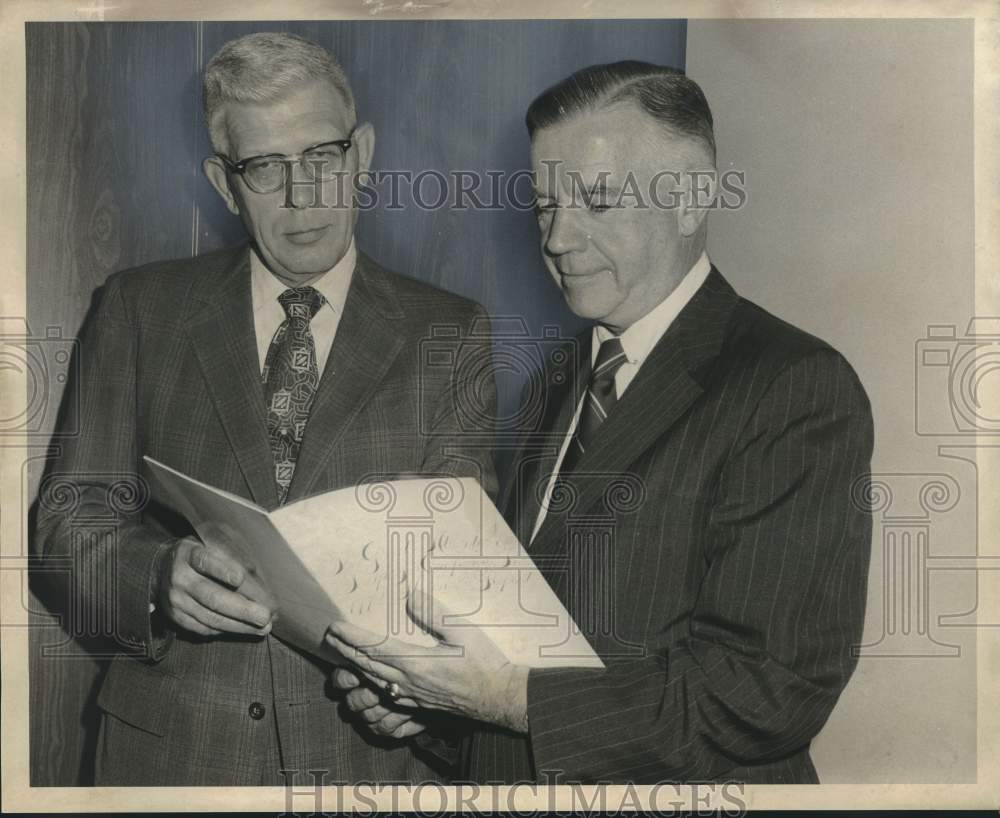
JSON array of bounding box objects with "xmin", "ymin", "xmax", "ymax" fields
[
  {"xmin": 286, "ymin": 253, "xmax": 406, "ymax": 501},
  {"xmin": 530, "ymin": 268, "xmax": 740, "ymax": 555},
  {"xmin": 505, "ymin": 332, "xmax": 592, "ymax": 545},
  {"xmin": 185, "ymin": 246, "xmax": 279, "ymax": 508}
]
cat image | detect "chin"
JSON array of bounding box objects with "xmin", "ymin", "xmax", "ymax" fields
[
  {"xmin": 563, "ymin": 291, "xmax": 616, "ymax": 323},
  {"xmin": 281, "ymin": 243, "xmax": 347, "ymax": 275}
]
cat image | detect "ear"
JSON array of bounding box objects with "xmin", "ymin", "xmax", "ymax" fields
[
  {"xmin": 352, "ymin": 121, "xmax": 375, "ymax": 177},
  {"xmin": 676, "ymin": 166, "xmax": 716, "ymax": 238},
  {"xmin": 202, "ymin": 157, "xmax": 241, "ymax": 216}
]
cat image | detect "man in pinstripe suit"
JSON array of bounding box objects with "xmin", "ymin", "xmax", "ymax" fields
[
  {"xmin": 33, "ymin": 32, "xmax": 495, "ymax": 785},
  {"xmin": 330, "ymin": 62, "xmax": 874, "ymax": 784}
]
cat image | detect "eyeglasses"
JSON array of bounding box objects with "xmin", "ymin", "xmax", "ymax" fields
[{"xmin": 217, "ymin": 128, "xmax": 357, "ymax": 195}]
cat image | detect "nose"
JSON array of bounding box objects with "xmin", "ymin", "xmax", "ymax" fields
[
  {"xmin": 285, "ymin": 158, "xmax": 320, "ymax": 209},
  {"xmin": 544, "ymin": 208, "xmax": 588, "ymax": 257}
]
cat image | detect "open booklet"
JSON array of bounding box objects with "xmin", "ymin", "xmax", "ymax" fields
[{"xmin": 144, "ymin": 456, "xmax": 603, "ymax": 670}]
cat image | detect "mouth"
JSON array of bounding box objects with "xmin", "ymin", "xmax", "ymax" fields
[
  {"xmin": 284, "ymin": 226, "xmax": 330, "ymax": 245},
  {"xmin": 558, "ymin": 267, "xmax": 612, "ymax": 281}
]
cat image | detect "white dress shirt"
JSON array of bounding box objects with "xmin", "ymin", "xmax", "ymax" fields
[
  {"xmin": 250, "ymin": 239, "xmax": 357, "ymax": 378},
  {"xmin": 530, "ymin": 251, "xmax": 712, "ymax": 542}
]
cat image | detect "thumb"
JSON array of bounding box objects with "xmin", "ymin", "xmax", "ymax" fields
[
  {"xmin": 405, "ymin": 590, "xmax": 469, "ymax": 645},
  {"xmin": 332, "ymin": 667, "xmax": 361, "ymax": 689}
]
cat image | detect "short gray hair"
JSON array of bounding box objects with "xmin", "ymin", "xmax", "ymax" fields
[{"xmin": 203, "ymin": 32, "xmax": 356, "ymax": 154}]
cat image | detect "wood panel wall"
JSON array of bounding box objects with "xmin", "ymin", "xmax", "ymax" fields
[{"xmin": 24, "ymin": 19, "xmax": 687, "ymax": 785}]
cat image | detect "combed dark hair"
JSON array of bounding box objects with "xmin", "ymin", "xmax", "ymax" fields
[{"xmin": 526, "ymin": 60, "xmax": 716, "ymax": 162}]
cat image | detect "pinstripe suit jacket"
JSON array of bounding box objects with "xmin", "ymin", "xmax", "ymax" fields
[
  {"xmin": 34, "ymin": 243, "xmax": 496, "ymax": 785},
  {"xmin": 467, "ymin": 267, "xmax": 874, "ymax": 784}
]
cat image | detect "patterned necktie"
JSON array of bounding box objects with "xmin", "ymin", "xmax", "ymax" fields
[
  {"xmin": 558, "ymin": 336, "xmax": 627, "ymax": 475},
  {"xmin": 262, "ymin": 286, "xmax": 325, "ymax": 504}
]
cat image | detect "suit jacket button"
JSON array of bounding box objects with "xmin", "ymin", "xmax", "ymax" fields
[{"xmin": 248, "ymin": 702, "xmax": 266, "ymax": 720}]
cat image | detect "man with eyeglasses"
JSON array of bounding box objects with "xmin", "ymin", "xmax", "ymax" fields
[{"xmin": 34, "ymin": 31, "xmax": 495, "ymax": 786}]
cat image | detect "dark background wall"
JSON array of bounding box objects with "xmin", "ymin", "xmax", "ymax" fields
[{"xmin": 25, "ymin": 20, "xmax": 687, "ymax": 785}]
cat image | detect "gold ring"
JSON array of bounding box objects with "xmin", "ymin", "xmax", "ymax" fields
[{"xmin": 386, "ymin": 681, "xmax": 401, "ymax": 701}]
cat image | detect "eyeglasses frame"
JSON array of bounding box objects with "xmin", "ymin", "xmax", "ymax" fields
[{"xmin": 215, "ymin": 126, "xmax": 357, "ymax": 193}]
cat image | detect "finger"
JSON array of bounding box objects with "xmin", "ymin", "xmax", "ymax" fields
[
  {"xmin": 369, "ymin": 710, "xmax": 416, "ymax": 736},
  {"xmin": 372, "ymin": 710, "xmax": 413, "ymax": 732},
  {"xmin": 403, "ymin": 589, "xmax": 445, "ymax": 637},
  {"xmin": 333, "ymin": 668, "xmax": 362, "ymax": 690},
  {"xmin": 326, "ymin": 620, "xmax": 384, "ymax": 651},
  {"xmin": 404, "ymin": 591, "xmax": 467, "ymax": 644},
  {"xmin": 346, "ymin": 686, "xmax": 382, "ymax": 711},
  {"xmin": 354, "ymin": 673, "xmax": 419, "ymax": 709},
  {"xmin": 361, "ymin": 704, "xmax": 392, "ymax": 724},
  {"xmin": 406, "ymin": 591, "xmax": 496, "ymax": 655},
  {"xmin": 177, "ymin": 596, "xmax": 273, "ymax": 636},
  {"xmin": 234, "ymin": 571, "xmax": 278, "ymax": 616},
  {"xmin": 325, "ymin": 621, "xmax": 419, "ymax": 662},
  {"xmin": 326, "ymin": 623, "xmax": 419, "ymax": 663},
  {"xmin": 201, "ymin": 536, "xmax": 259, "ymax": 570},
  {"xmin": 370, "ymin": 677, "xmax": 421, "ymax": 707},
  {"xmin": 325, "ymin": 633, "xmax": 404, "ymax": 684},
  {"xmin": 171, "ymin": 607, "xmax": 223, "ymax": 637},
  {"xmin": 390, "ymin": 720, "xmax": 427, "ymax": 739},
  {"xmin": 188, "ymin": 544, "xmax": 248, "ymax": 588},
  {"xmin": 198, "ymin": 540, "xmax": 275, "ymax": 612},
  {"xmin": 186, "ymin": 575, "xmax": 272, "ymax": 628},
  {"xmin": 174, "ymin": 587, "xmax": 273, "ymax": 635},
  {"xmin": 324, "ymin": 629, "xmax": 381, "ymax": 664}
]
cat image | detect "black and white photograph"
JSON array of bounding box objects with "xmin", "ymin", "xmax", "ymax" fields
[{"xmin": 0, "ymin": 0, "xmax": 997, "ymax": 813}]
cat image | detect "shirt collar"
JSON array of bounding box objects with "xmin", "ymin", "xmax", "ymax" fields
[
  {"xmin": 594, "ymin": 251, "xmax": 712, "ymax": 366},
  {"xmin": 250, "ymin": 238, "xmax": 357, "ymax": 316}
]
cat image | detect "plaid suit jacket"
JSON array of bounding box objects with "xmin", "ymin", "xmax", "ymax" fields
[
  {"xmin": 34, "ymin": 243, "xmax": 496, "ymax": 785},
  {"xmin": 466, "ymin": 268, "xmax": 874, "ymax": 784}
]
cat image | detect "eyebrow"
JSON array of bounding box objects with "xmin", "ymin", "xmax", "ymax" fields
[
  {"xmin": 236, "ymin": 136, "xmax": 349, "ymax": 161},
  {"xmin": 584, "ymin": 180, "xmax": 621, "ymax": 196},
  {"xmin": 532, "ymin": 181, "xmax": 621, "ymax": 199}
]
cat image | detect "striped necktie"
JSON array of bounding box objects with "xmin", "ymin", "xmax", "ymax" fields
[
  {"xmin": 262, "ymin": 286, "xmax": 324, "ymax": 504},
  {"xmin": 558, "ymin": 336, "xmax": 627, "ymax": 475}
]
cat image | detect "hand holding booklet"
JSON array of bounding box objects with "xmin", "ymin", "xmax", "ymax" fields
[{"xmin": 144, "ymin": 456, "xmax": 603, "ymax": 670}]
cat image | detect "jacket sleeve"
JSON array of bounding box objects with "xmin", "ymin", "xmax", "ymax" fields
[
  {"xmin": 522, "ymin": 349, "xmax": 875, "ymax": 781},
  {"xmin": 33, "ymin": 273, "xmax": 176, "ymax": 661}
]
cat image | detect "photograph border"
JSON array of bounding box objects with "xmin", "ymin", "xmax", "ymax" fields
[{"xmin": 1, "ymin": 0, "xmax": 997, "ymax": 812}]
